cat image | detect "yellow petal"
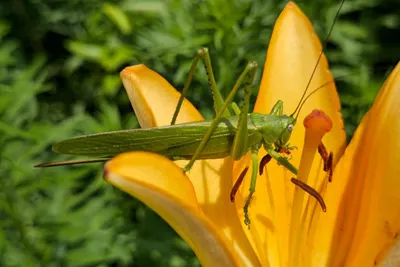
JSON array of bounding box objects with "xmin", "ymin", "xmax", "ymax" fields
[
  {"xmin": 233, "ymin": 2, "xmax": 346, "ymax": 266},
  {"xmin": 255, "ymin": 1, "xmax": 346, "ymax": 162},
  {"xmin": 120, "ymin": 64, "xmax": 260, "ymax": 265},
  {"xmin": 312, "ymin": 61, "xmax": 400, "ymax": 266},
  {"xmin": 120, "ymin": 64, "xmax": 203, "ymax": 128},
  {"xmin": 104, "ymin": 152, "xmax": 240, "ymax": 266}
]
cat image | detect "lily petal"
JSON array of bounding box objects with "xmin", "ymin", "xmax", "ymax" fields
[
  {"xmin": 120, "ymin": 64, "xmax": 203, "ymax": 127},
  {"xmin": 233, "ymin": 2, "xmax": 346, "ymax": 266},
  {"xmin": 104, "ymin": 152, "xmax": 239, "ymax": 266},
  {"xmin": 312, "ymin": 61, "xmax": 400, "ymax": 266},
  {"xmin": 119, "ymin": 65, "xmax": 260, "ymax": 265}
]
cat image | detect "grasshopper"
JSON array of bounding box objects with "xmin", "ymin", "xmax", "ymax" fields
[{"xmin": 36, "ymin": 0, "xmax": 345, "ymax": 226}]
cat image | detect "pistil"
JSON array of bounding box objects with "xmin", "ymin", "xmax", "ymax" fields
[{"xmin": 289, "ymin": 109, "xmax": 333, "ymax": 266}]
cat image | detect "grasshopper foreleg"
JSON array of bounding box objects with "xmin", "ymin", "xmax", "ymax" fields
[
  {"xmin": 259, "ymin": 147, "xmax": 293, "ymax": 175},
  {"xmin": 267, "ymin": 148, "xmax": 298, "ymax": 176}
]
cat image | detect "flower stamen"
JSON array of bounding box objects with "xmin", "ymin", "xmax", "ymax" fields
[
  {"xmin": 230, "ymin": 166, "xmax": 249, "ymax": 202},
  {"xmin": 259, "ymin": 154, "xmax": 272, "ymax": 175},
  {"xmin": 290, "ymin": 177, "xmax": 326, "ymax": 212},
  {"xmin": 289, "ymin": 109, "xmax": 333, "ymax": 267},
  {"xmin": 318, "ymin": 142, "xmax": 334, "ymax": 182}
]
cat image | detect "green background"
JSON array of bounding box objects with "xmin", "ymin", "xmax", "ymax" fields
[{"xmin": 1, "ymin": 0, "xmax": 399, "ymax": 266}]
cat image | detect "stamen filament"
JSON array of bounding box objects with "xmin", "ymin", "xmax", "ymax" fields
[
  {"xmin": 290, "ymin": 178, "xmax": 327, "ymax": 212},
  {"xmin": 230, "ymin": 167, "xmax": 249, "ymax": 202},
  {"xmin": 259, "ymin": 154, "xmax": 272, "ymax": 175}
]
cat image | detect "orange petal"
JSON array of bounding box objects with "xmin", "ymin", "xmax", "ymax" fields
[
  {"xmin": 378, "ymin": 239, "xmax": 400, "ymax": 266},
  {"xmin": 120, "ymin": 64, "xmax": 203, "ymax": 128},
  {"xmin": 104, "ymin": 152, "xmax": 240, "ymax": 266},
  {"xmin": 120, "ymin": 64, "xmax": 260, "ymax": 265},
  {"xmin": 233, "ymin": 2, "xmax": 346, "ymax": 265},
  {"xmin": 255, "ymin": 1, "xmax": 346, "ymax": 163},
  {"xmin": 311, "ymin": 61, "xmax": 400, "ymax": 266}
]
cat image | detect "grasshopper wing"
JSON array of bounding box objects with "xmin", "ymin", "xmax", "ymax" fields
[{"xmin": 52, "ymin": 120, "xmax": 237, "ymax": 159}]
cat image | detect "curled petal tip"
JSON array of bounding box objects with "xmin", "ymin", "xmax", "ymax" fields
[
  {"xmin": 103, "ymin": 162, "xmax": 110, "ymax": 181},
  {"xmin": 120, "ymin": 64, "xmax": 145, "ymax": 77},
  {"xmin": 303, "ymin": 109, "xmax": 333, "ymax": 133}
]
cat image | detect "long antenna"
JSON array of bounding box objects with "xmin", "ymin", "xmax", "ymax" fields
[
  {"xmin": 294, "ymin": 73, "xmax": 348, "ymax": 116},
  {"xmin": 291, "ymin": 0, "xmax": 346, "ymax": 118}
]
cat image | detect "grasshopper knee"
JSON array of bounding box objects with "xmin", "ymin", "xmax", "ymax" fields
[
  {"xmin": 182, "ymin": 164, "xmax": 192, "ymax": 174},
  {"xmin": 197, "ymin": 47, "xmax": 208, "ymax": 56}
]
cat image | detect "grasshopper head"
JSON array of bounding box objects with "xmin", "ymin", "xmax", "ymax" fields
[{"xmin": 276, "ymin": 115, "xmax": 296, "ymax": 148}]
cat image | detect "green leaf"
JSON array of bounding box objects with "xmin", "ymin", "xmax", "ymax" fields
[{"xmin": 102, "ymin": 3, "xmax": 132, "ymax": 35}]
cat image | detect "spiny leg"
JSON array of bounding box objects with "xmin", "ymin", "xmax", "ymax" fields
[
  {"xmin": 318, "ymin": 142, "xmax": 333, "ymax": 182},
  {"xmin": 228, "ymin": 55, "xmax": 258, "ymax": 202},
  {"xmin": 259, "ymin": 146, "xmax": 294, "ymax": 175},
  {"xmin": 279, "ymin": 147, "xmax": 293, "ymax": 155},
  {"xmin": 243, "ymin": 147, "xmax": 260, "ymax": 228},
  {"xmin": 171, "ymin": 48, "xmax": 231, "ymax": 125},
  {"xmin": 269, "ymin": 100, "xmax": 284, "ymax": 115},
  {"xmin": 230, "ymin": 56, "xmax": 257, "ymax": 160},
  {"xmin": 182, "ymin": 61, "xmax": 258, "ymax": 172},
  {"xmin": 267, "ymin": 148, "xmax": 298, "ymax": 176},
  {"xmin": 170, "ymin": 54, "xmax": 200, "ymax": 125}
]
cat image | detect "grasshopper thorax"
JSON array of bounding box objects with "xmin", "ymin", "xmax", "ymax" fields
[{"xmin": 251, "ymin": 113, "xmax": 296, "ymax": 150}]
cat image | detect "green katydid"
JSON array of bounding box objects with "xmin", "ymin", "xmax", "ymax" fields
[{"xmin": 36, "ymin": 0, "xmax": 345, "ymax": 226}]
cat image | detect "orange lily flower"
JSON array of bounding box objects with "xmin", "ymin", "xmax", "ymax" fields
[{"xmin": 103, "ymin": 2, "xmax": 400, "ymax": 266}]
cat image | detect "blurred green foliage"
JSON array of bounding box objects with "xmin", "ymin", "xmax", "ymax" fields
[{"xmin": 0, "ymin": 0, "xmax": 399, "ymax": 266}]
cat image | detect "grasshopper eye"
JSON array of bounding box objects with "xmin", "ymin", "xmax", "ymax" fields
[{"xmin": 288, "ymin": 124, "xmax": 294, "ymax": 131}]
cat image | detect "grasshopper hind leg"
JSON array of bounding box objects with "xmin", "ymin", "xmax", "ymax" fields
[
  {"xmin": 182, "ymin": 61, "xmax": 258, "ymax": 173},
  {"xmin": 170, "ymin": 48, "xmax": 228, "ymax": 126}
]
